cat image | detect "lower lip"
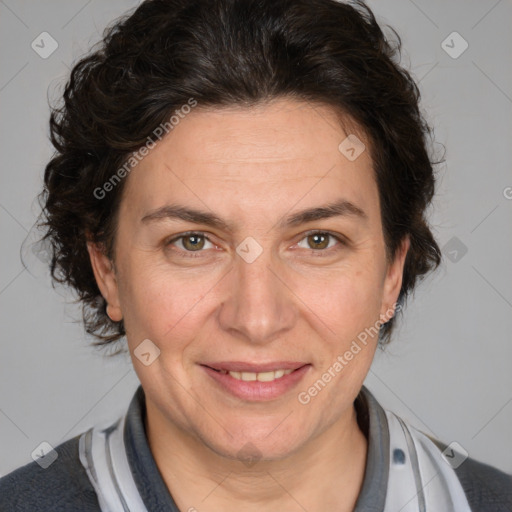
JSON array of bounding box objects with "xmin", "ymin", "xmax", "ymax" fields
[{"xmin": 201, "ymin": 364, "xmax": 311, "ymax": 401}]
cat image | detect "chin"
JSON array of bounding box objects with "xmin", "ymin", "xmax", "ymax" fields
[{"xmin": 197, "ymin": 420, "xmax": 309, "ymax": 464}]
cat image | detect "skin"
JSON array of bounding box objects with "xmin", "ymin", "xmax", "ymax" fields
[{"xmin": 88, "ymin": 98, "xmax": 409, "ymax": 512}]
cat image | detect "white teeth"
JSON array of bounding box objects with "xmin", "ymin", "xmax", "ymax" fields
[
  {"xmin": 227, "ymin": 369, "xmax": 294, "ymax": 382},
  {"xmin": 256, "ymin": 371, "xmax": 276, "ymax": 382},
  {"xmin": 273, "ymin": 369, "xmax": 285, "ymax": 379}
]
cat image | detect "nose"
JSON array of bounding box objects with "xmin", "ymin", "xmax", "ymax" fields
[{"xmin": 217, "ymin": 246, "xmax": 297, "ymax": 345}]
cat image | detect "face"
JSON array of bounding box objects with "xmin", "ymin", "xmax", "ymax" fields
[{"xmin": 88, "ymin": 98, "xmax": 408, "ymax": 462}]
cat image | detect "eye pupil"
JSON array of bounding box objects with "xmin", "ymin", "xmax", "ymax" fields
[
  {"xmin": 308, "ymin": 233, "xmax": 329, "ymax": 250},
  {"xmin": 183, "ymin": 234, "xmax": 205, "ymax": 251}
]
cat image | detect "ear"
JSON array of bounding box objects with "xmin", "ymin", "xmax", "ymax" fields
[
  {"xmin": 86, "ymin": 241, "xmax": 123, "ymax": 322},
  {"xmin": 380, "ymin": 235, "xmax": 410, "ymax": 320}
]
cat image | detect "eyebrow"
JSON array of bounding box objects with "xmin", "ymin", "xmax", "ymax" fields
[
  {"xmin": 281, "ymin": 199, "xmax": 367, "ymax": 228},
  {"xmin": 140, "ymin": 198, "xmax": 367, "ymax": 231}
]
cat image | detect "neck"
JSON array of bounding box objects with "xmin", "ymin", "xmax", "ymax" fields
[{"xmin": 145, "ymin": 399, "xmax": 368, "ymax": 512}]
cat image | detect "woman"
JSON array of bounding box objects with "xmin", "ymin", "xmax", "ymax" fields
[{"xmin": 1, "ymin": 0, "xmax": 510, "ymax": 510}]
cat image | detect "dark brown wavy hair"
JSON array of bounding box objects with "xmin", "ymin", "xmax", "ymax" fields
[{"xmin": 37, "ymin": 0, "xmax": 442, "ymax": 354}]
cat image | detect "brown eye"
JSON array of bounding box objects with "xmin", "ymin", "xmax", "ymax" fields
[
  {"xmin": 167, "ymin": 232, "xmax": 215, "ymax": 254},
  {"xmin": 181, "ymin": 234, "xmax": 205, "ymax": 251},
  {"xmin": 296, "ymin": 231, "xmax": 345, "ymax": 254},
  {"xmin": 307, "ymin": 233, "xmax": 330, "ymax": 250}
]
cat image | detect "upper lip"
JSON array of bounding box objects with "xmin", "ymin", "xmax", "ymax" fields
[{"xmin": 201, "ymin": 361, "xmax": 309, "ymax": 372}]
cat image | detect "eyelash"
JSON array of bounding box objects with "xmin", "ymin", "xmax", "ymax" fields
[{"xmin": 166, "ymin": 230, "xmax": 346, "ymax": 258}]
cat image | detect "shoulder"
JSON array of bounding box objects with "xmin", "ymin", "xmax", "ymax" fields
[
  {"xmin": 455, "ymin": 455, "xmax": 512, "ymax": 511},
  {"xmin": 0, "ymin": 434, "xmax": 100, "ymax": 512},
  {"xmin": 429, "ymin": 438, "xmax": 512, "ymax": 511}
]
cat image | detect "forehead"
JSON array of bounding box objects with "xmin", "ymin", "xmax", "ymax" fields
[
  {"xmin": 120, "ymin": 98, "xmax": 379, "ymax": 226},
  {"xmin": 150, "ymin": 100, "xmax": 367, "ymax": 171}
]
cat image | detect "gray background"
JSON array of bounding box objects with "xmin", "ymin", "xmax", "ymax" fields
[{"xmin": 1, "ymin": 0, "xmax": 511, "ymax": 477}]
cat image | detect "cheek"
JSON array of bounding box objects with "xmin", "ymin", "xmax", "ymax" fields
[
  {"xmin": 117, "ymin": 257, "xmax": 220, "ymax": 345},
  {"xmin": 300, "ymin": 263, "xmax": 384, "ymax": 339}
]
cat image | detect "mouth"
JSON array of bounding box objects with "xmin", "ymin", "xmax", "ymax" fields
[
  {"xmin": 200, "ymin": 362, "xmax": 311, "ymax": 400},
  {"xmin": 202, "ymin": 361, "xmax": 308, "ymax": 380},
  {"xmin": 205, "ymin": 367, "xmax": 299, "ymax": 382}
]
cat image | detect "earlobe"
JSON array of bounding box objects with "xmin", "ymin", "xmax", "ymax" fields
[
  {"xmin": 106, "ymin": 303, "xmax": 121, "ymax": 322},
  {"xmin": 86, "ymin": 241, "xmax": 123, "ymax": 322}
]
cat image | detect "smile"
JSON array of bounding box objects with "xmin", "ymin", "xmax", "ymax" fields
[
  {"xmin": 215, "ymin": 368, "xmax": 294, "ymax": 382},
  {"xmin": 201, "ymin": 363, "xmax": 311, "ymax": 401}
]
